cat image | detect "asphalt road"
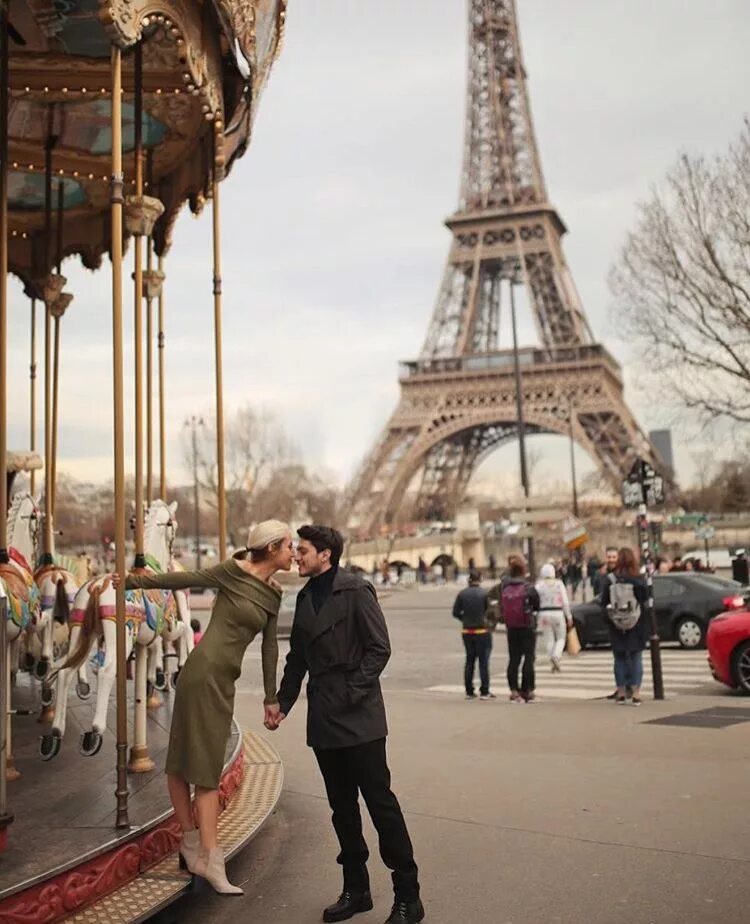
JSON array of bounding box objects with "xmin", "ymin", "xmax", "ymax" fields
[{"xmin": 153, "ymin": 584, "xmax": 750, "ymax": 924}]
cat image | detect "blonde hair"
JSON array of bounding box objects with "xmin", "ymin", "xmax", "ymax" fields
[{"xmin": 233, "ymin": 519, "xmax": 290, "ymax": 562}]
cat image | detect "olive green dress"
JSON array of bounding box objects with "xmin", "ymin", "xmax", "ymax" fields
[{"xmin": 126, "ymin": 560, "xmax": 281, "ymax": 789}]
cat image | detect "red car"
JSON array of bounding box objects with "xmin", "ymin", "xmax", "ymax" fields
[{"xmin": 707, "ymin": 608, "xmax": 750, "ymax": 694}]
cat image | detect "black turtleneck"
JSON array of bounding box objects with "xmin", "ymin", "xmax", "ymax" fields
[{"xmin": 309, "ymin": 566, "xmax": 338, "ymax": 614}]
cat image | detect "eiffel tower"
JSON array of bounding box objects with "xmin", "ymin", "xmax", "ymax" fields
[{"xmin": 346, "ymin": 0, "xmax": 662, "ymax": 535}]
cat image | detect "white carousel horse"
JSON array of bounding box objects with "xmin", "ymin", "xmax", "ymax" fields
[
  {"xmin": 0, "ymin": 492, "xmax": 42, "ymax": 777},
  {"xmin": 0, "ymin": 493, "xmax": 42, "ymax": 666},
  {"xmin": 42, "ymin": 499, "xmax": 191, "ymax": 760}
]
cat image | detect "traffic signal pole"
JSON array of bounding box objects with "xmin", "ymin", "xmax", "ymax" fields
[{"xmin": 638, "ymin": 503, "xmax": 665, "ymax": 700}]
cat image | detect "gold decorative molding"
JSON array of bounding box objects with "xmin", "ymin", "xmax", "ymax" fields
[
  {"xmin": 49, "ymin": 292, "xmax": 74, "ymax": 318},
  {"xmin": 124, "ymin": 194, "xmax": 165, "ymax": 236},
  {"xmin": 98, "ymin": 0, "xmax": 224, "ymax": 116}
]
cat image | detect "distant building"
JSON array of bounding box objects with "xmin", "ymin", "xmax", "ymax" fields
[{"xmin": 649, "ymin": 429, "xmax": 674, "ymax": 472}]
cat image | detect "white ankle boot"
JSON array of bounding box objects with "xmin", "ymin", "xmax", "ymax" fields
[
  {"xmin": 178, "ymin": 828, "xmax": 201, "ymax": 873},
  {"xmin": 194, "ymin": 847, "xmax": 243, "ymax": 895}
]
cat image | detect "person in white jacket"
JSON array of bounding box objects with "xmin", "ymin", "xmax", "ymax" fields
[{"xmin": 535, "ymin": 562, "xmax": 573, "ymax": 672}]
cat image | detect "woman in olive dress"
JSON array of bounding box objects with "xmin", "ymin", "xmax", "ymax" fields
[{"xmin": 114, "ymin": 519, "xmax": 292, "ymax": 894}]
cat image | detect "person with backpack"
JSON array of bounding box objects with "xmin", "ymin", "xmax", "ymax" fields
[
  {"xmin": 452, "ymin": 570, "xmax": 495, "ymax": 700},
  {"xmin": 600, "ymin": 547, "xmax": 649, "ymax": 706},
  {"xmin": 535, "ymin": 563, "xmax": 573, "ymax": 673},
  {"xmin": 501, "ymin": 557, "xmax": 540, "ymax": 702}
]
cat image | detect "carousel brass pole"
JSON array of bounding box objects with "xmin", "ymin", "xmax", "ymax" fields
[
  {"xmin": 157, "ymin": 255, "xmax": 166, "ymax": 499},
  {"xmin": 50, "ymin": 182, "xmax": 64, "ymax": 523},
  {"xmin": 0, "ymin": 0, "xmax": 16, "ymax": 834},
  {"xmin": 0, "ymin": 0, "xmax": 9, "ymax": 555},
  {"xmin": 110, "ymin": 44, "xmax": 129, "ymax": 829},
  {"xmin": 41, "ymin": 110, "xmax": 55, "ymax": 566},
  {"xmin": 145, "ymin": 151, "xmax": 155, "ymax": 503},
  {"xmin": 29, "ymin": 299, "xmax": 37, "ymax": 496},
  {"xmin": 127, "ymin": 41, "xmax": 154, "ymax": 775},
  {"xmin": 145, "ymin": 238, "xmax": 153, "ymax": 503},
  {"xmin": 132, "ymin": 42, "xmax": 145, "ymax": 568},
  {"xmin": 212, "ymin": 126, "xmax": 227, "ymax": 559}
]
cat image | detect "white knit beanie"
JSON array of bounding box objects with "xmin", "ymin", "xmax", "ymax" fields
[
  {"xmin": 247, "ymin": 519, "xmax": 290, "ymax": 551},
  {"xmin": 540, "ymin": 563, "xmax": 556, "ymax": 580}
]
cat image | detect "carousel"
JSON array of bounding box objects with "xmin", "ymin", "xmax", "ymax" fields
[{"xmin": 0, "ymin": 1, "xmax": 286, "ymax": 920}]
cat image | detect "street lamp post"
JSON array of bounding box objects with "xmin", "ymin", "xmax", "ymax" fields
[
  {"xmin": 185, "ymin": 416, "xmax": 204, "ymax": 570},
  {"xmin": 509, "ymin": 275, "xmax": 535, "ymax": 578},
  {"xmin": 567, "ymin": 397, "xmax": 579, "ymax": 518}
]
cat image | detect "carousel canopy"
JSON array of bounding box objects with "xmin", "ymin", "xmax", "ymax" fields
[{"xmin": 4, "ymin": 0, "xmax": 286, "ymax": 290}]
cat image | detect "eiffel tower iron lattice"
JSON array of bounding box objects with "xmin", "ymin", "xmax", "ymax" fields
[{"xmin": 345, "ymin": 0, "xmax": 663, "ymax": 536}]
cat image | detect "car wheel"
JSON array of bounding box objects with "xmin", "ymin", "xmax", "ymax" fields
[
  {"xmin": 731, "ymin": 640, "xmax": 750, "ymax": 694},
  {"xmin": 675, "ymin": 616, "xmax": 705, "ymax": 650}
]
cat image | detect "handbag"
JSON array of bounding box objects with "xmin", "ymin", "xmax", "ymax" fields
[{"xmin": 566, "ymin": 624, "xmax": 581, "ymax": 656}]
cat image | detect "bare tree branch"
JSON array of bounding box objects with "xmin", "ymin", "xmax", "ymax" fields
[{"xmin": 610, "ymin": 121, "xmax": 750, "ymax": 424}]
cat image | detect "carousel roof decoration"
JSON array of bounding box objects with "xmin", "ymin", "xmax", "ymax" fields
[{"xmin": 4, "ymin": 0, "xmax": 287, "ymax": 290}]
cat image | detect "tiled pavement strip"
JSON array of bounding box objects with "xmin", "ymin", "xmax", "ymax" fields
[{"xmin": 68, "ymin": 732, "xmax": 283, "ymax": 924}]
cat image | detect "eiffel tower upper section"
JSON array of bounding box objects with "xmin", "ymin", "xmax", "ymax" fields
[
  {"xmin": 422, "ymin": 0, "xmax": 593, "ymax": 359},
  {"xmin": 345, "ymin": 0, "xmax": 662, "ymax": 534}
]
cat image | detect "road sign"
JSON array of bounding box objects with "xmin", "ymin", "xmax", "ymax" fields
[
  {"xmin": 509, "ymin": 509, "xmax": 566, "ymax": 524},
  {"xmin": 695, "ymin": 525, "xmax": 715, "ymax": 541},
  {"xmin": 562, "ymin": 515, "xmax": 588, "ymax": 550},
  {"xmin": 622, "ymin": 458, "xmax": 665, "ymax": 508}
]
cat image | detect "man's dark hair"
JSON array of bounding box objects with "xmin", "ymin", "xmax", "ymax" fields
[
  {"xmin": 605, "ymin": 546, "xmax": 618, "ymax": 554},
  {"xmin": 468, "ymin": 570, "xmax": 482, "ymax": 584},
  {"xmin": 297, "ymin": 524, "xmax": 344, "ymax": 567}
]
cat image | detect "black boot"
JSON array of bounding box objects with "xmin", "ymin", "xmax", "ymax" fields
[
  {"xmin": 384, "ymin": 898, "xmax": 425, "ymax": 923},
  {"xmin": 323, "ymin": 889, "xmax": 374, "ymax": 923}
]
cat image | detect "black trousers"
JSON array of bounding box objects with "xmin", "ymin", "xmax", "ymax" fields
[
  {"xmin": 463, "ymin": 632, "xmax": 492, "ymax": 695},
  {"xmin": 506, "ymin": 626, "xmax": 536, "ymax": 694},
  {"xmin": 314, "ymin": 737, "xmax": 420, "ymax": 902}
]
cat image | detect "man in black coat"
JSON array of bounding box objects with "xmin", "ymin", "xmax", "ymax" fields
[{"xmin": 268, "ymin": 525, "xmax": 424, "ymax": 924}]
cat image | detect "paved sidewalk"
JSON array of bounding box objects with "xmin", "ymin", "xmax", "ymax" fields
[{"xmin": 154, "ymin": 587, "xmax": 750, "ymax": 924}]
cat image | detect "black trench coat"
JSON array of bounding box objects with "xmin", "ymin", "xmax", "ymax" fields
[{"xmin": 277, "ymin": 569, "xmax": 391, "ymax": 750}]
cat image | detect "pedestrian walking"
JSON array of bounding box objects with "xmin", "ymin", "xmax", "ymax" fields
[
  {"xmin": 417, "ymin": 556, "xmax": 428, "ymax": 584},
  {"xmin": 270, "ymin": 525, "xmax": 424, "ymax": 924},
  {"xmin": 601, "ymin": 547, "xmax": 648, "ymax": 706},
  {"xmin": 452, "ymin": 570, "xmax": 494, "ymax": 700},
  {"xmin": 535, "ymin": 563, "xmax": 573, "ymax": 672},
  {"xmin": 501, "ymin": 557, "xmax": 540, "ymax": 702},
  {"xmin": 593, "ymin": 546, "xmax": 619, "ymax": 596},
  {"xmin": 114, "ymin": 520, "xmax": 292, "ymax": 894}
]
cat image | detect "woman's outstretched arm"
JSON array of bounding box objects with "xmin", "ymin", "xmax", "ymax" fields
[{"xmin": 125, "ymin": 564, "xmax": 225, "ymax": 592}]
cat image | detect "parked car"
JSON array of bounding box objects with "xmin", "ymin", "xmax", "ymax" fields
[
  {"xmin": 571, "ymin": 573, "xmax": 746, "ymax": 650},
  {"xmin": 707, "ymin": 609, "xmax": 750, "ymax": 694}
]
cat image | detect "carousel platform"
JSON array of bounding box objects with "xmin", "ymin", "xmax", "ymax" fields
[{"xmin": 0, "ymin": 674, "xmax": 283, "ymax": 923}]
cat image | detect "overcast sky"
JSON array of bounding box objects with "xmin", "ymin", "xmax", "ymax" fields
[{"xmin": 7, "ymin": 0, "xmax": 750, "ymax": 495}]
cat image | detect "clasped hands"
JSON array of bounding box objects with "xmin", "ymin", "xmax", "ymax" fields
[{"xmin": 263, "ymin": 703, "xmax": 286, "ymax": 731}]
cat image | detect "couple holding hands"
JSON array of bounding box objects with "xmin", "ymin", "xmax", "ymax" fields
[{"xmin": 119, "ymin": 521, "xmax": 424, "ymax": 924}]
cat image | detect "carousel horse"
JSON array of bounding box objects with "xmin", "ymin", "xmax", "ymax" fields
[
  {"xmin": 42, "ymin": 499, "xmax": 191, "ymax": 760},
  {"xmin": 0, "ymin": 493, "xmax": 42, "ymax": 667},
  {"xmin": 0, "ymin": 492, "xmax": 42, "ymax": 776},
  {"xmin": 33, "ymin": 548, "xmax": 81, "ymax": 697}
]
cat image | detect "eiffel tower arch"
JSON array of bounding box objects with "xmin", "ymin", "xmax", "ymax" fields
[{"xmin": 346, "ymin": 0, "xmax": 662, "ymax": 535}]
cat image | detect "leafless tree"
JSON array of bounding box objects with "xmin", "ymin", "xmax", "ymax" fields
[
  {"xmin": 182, "ymin": 405, "xmax": 295, "ymax": 545},
  {"xmin": 610, "ymin": 121, "xmax": 750, "ymax": 423}
]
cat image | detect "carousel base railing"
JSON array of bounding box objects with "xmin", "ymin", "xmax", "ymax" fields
[{"xmin": 0, "ymin": 686, "xmax": 283, "ymax": 924}]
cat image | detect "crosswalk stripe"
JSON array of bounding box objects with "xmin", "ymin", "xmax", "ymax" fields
[{"xmin": 426, "ymin": 650, "xmax": 714, "ymax": 699}]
